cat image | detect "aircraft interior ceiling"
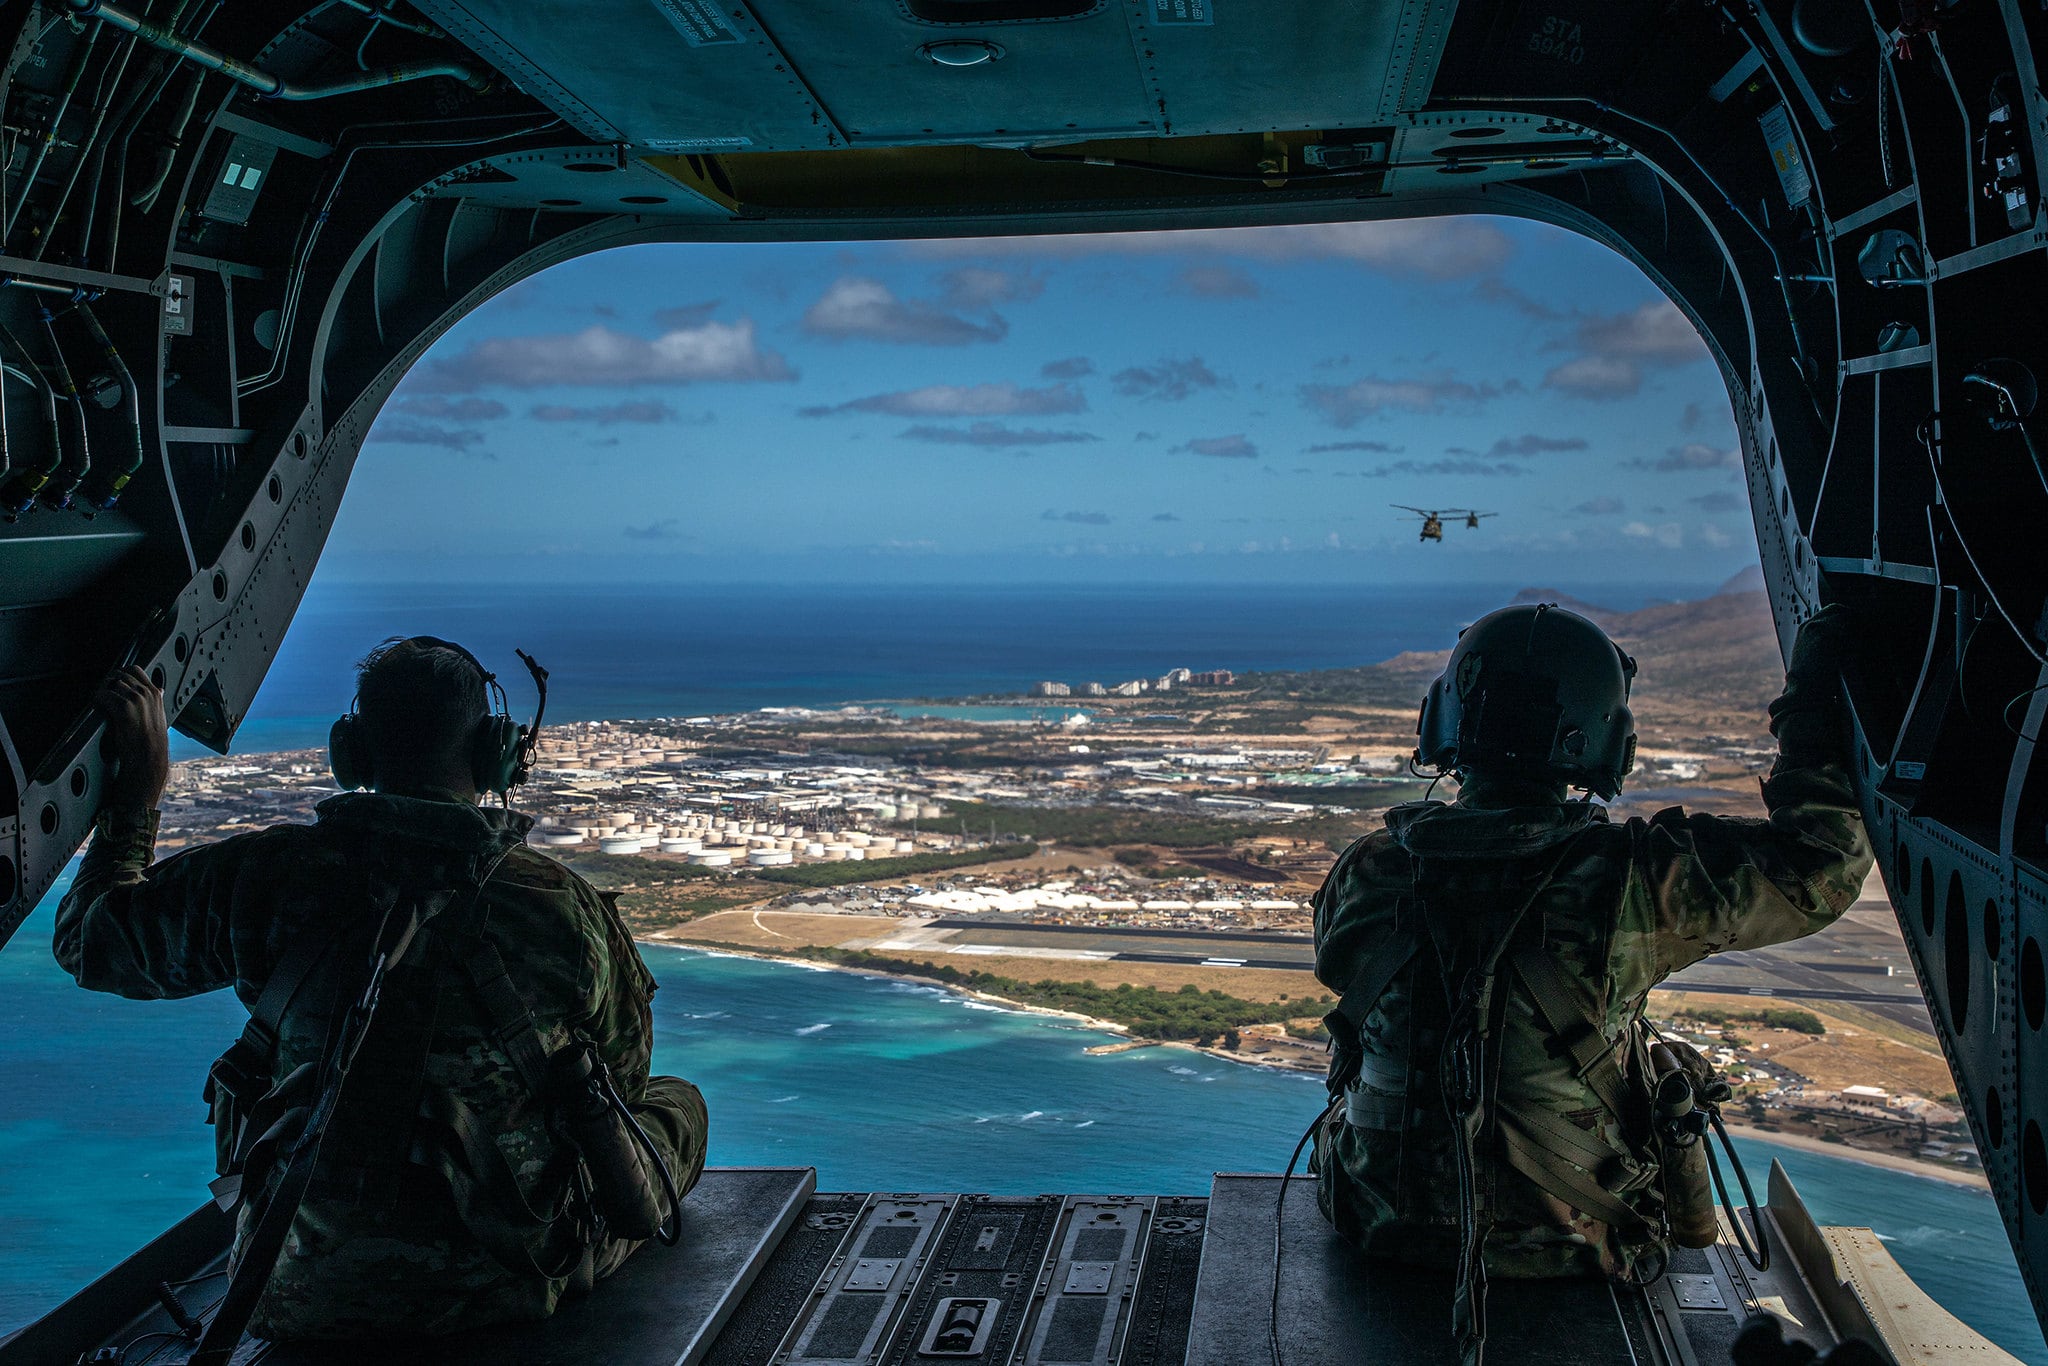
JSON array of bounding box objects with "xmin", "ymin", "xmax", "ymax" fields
[{"xmin": 2, "ymin": 0, "xmax": 2048, "ymax": 1350}]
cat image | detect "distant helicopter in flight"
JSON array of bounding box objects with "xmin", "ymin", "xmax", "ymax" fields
[{"xmin": 1393, "ymin": 506, "xmax": 1498, "ymax": 542}]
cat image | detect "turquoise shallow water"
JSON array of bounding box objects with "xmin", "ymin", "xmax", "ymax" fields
[{"xmin": 4, "ymin": 876, "xmax": 2044, "ymax": 1362}]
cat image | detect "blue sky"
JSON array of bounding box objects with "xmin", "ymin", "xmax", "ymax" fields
[{"xmin": 325, "ymin": 216, "xmax": 1756, "ymax": 585}]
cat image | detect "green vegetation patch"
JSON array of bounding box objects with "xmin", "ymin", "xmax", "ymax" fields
[
  {"xmin": 793, "ymin": 948, "xmax": 1331, "ymax": 1042},
  {"xmin": 1670, "ymin": 1003, "xmax": 1827, "ymax": 1036},
  {"xmin": 752, "ymin": 843, "xmax": 1037, "ymax": 888},
  {"xmin": 938, "ymin": 802, "xmax": 1264, "ymax": 848}
]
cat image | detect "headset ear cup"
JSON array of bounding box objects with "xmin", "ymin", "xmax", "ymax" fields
[
  {"xmin": 329, "ymin": 715, "xmax": 372, "ymax": 791},
  {"xmin": 473, "ymin": 715, "xmax": 523, "ymax": 794}
]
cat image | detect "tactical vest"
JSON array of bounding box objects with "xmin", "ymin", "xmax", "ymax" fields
[
  {"xmin": 198, "ymin": 837, "xmax": 674, "ymax": 1359},
  {"xmin": 1312, "ymin": 824, "xmax": 1716, "ymax": 1364}
]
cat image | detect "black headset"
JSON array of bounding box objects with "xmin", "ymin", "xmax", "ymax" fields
[{"xmin": 328, "ymin": 636, "xmax": 549, "ymax": 796}]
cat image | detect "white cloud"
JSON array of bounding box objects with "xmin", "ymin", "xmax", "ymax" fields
[
  {"xmin": 417, "ymin": 320, "xmax": 793, "ymax": 390},
  {"xmin": 1301, "ymin": 374, "xmax": 1517, "ymax": 426},
  {"xmin": 801, "ymin": 276, "xmax": 1008, "ymax": 345},
  {"xmin": 801, "ymin": 382, "xmax": 1083, "ymax": 418},
  {"xmin": 1622, "ymin": 520, "xmax": 1685, "ymax": 549},
  {"xmin": 1174, "ymin": 434, "xmax": 1258, "ymax": 458},
  {"xmin": 899, "ymin": 422, "xmax": 1098, "ymax": 447},
  {"xmin": 1575, "ymin": 301, "xmax": 1707, "ymax": 364},
  {"xmin": 1543, "ymin": 355, "xmax": 1641, "ymax": 399}
]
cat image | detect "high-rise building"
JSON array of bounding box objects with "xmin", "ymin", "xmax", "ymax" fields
[{"xmin": 1031, "ymin": 681, "xmax": 1071, "ymax": 697}]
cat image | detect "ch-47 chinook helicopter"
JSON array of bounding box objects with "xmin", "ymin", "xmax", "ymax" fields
[
  {"xmin": 1395, "ymin": 506, "xmax": 1498, "ymax": 541},
  {"xmin": 2, "ymin": 1, "xmax": 2047, "ymax": 1363}
]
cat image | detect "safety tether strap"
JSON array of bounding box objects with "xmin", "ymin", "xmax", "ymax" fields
[
  {"xmin": 190, "ymin": 878, "xmax": 453, "ymax": 1366},
  {"xmin": 1509, "ymin": 943, "xmax": 1632, "ymax": 1121},
  {"xmin": 457, "ymin": 931, "xmax": 555, "ymax": 1099},
  {"xmin": 191, "ymin": 848, "xmax": 513, "ymax": 1365},
  {"xmin": 243, "ymin": 916, "xmax": 352, "ymax": 1057},
  {"xmin": 1437, "ymin": 829, "xmax": 1592, "ymax": 1366}
]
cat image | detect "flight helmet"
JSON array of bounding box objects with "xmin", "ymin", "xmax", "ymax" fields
[{"xmin": 1414, "ymin": 603, "xmax": 1637, "ymax": 799}]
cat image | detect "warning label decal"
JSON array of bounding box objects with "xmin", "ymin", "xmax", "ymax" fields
[
  {"xmin": 1147, "ymin": 0, "xmax": 1212, "ymax": 25},
  {"xmin": 650, "ymin": 0, "xmax": 743, "ymax": 46}
]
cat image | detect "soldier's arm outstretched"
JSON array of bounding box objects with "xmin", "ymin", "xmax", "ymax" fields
[
  {"xmin": 1636, "ymin": 604, "xmax": 1875, "ymax": 977},
  {"xmin": 53, "ymin": 665, "xmax": 247, "ymax": 999}
]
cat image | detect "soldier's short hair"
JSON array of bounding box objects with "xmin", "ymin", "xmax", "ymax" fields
[{"xmin": 355, "ymin": 636, "xmax": 488, "ymax": 762}]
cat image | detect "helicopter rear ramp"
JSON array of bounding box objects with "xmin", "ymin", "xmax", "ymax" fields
[{"xmin": 3, "ymin": 1163, "xmax": 2015, "ymax": 1366}]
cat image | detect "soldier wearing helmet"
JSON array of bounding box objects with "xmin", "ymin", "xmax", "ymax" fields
[{"xmin": 1309, "ymin": 602, "xmax": 1871, "ymax": 1364}]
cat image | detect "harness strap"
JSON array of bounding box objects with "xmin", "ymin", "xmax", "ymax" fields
[
  {"xmin": 191, "ymin": 848, "xmax": 514, "ymax": 1364},
  {"xmin": 192, "ymin": 881, "xmax": 442, "ymax": 1366},
  {"xmin": 1436, "ymin": 829, "xmax": 1593, "ymax": 1366},
  {"xmin": 454, "ymin": 919, "xmax": 556, "ymax": 1099},
  {"xmin": 241, "ymin": 916, "xmax": 352, "ymax": 1057},
  {"xmin": 1497, "ymin": 1112, "xmax": 1645, "ymax": 1231},
  {"xmin": 1322, "ymin": 926, "xmax": 1419, "ymax": 1099},
  {"xmin": 1510, "ymin": 942, "xmax": 1632, "ymax": 1121}
]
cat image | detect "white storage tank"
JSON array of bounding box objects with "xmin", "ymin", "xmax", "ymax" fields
[
  {"xmin": 747, "ymin": 850, "xmax": 794, "ymax": 867},
  {"xmin": 541, "ymin": 833, "xmax": 584, "ymax": 847},
  {"xmin": 658, "ymin": 838, "xmax": 700, "ymax": 854},
  {"xmin": 805, "ymin": 843, "xmax": 826, "ymax": 858},
  {"xmin": 894, "ymin": 840, "xmax": 915, "ymax": 854},
  {"xmin": 599, "ymin": 837, "xmax": 644, "ymax": 855},
  {"xmin": 687, "ymin": 852, "xmax": 733, "ymax": 867},
  {"xmin": 920, "ymin": 804, "xmax": 944, "ymax": 820}
]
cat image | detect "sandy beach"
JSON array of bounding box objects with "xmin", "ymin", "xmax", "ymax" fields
[{"xmin": 1723, "ymin": 1122, "xmax": 1988, "ymax": 1190}]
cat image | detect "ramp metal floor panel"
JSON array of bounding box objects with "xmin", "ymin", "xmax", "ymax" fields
[
  {"xmin": 0, "ymin": 1165, "xmax": 1861, "ymax": 1366},
  {"xmin": 1187, "ymin": 1175, "xmax": 1646, "ymax": 1366}
]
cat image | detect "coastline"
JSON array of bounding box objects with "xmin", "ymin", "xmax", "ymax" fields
[
  {"xmin": 637, "ymin": 931, "xmax": 1322, "ymax": 1077},
  {"xmin": 639, "ymin": 932, "xmax": 1147, "ymax": 1040},
  {"xmin": 1722, "ymin": 1122, "xmax": 1989, "ymax": 1191},
  {"xmin": 641, "ymin": 934, "xmax": 1993, "ymax": 1183}
]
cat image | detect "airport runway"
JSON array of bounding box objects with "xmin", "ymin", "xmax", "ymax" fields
[{"xmin": 913, "ymin": 920, "xmax": 1935, "ymax": 1026}]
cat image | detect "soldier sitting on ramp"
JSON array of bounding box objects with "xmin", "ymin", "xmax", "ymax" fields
[
  {"xmin": 57, "ymin": 637, "xmax": 708, "ymax": 1349},
  {"xmin": 1309, "ymin": 602, "xmax": 1871, "ymax": 1364}
]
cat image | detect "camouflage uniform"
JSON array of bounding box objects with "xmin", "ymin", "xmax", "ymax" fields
[
  {"xmin": 55, "ymin": 792, "xmax": 708, "ymax": 1339},
  {"xmin": 1311, "ymin": 742, "xmax": 1872, "ymax": 1280}
]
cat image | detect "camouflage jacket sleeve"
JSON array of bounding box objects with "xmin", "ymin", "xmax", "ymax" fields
[
  {"xmin": 53, "ymin": 805, "xmax": 252, "ymax": 999},
  {"xmin": 1632, "ymin": 754, "xmax": 1874, "ymax": 980},
  {"xmin": 1312, "ymin": 831, "xmax": 1405, "ymax": 997},
  {"xmin": 561, "ymin": 869, "xmax": 661, "ymax": 1102}
]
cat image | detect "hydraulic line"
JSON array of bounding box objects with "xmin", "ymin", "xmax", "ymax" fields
[
  {"xmin": 0, "ymin": 326, "xmax": 63, "ymax": 517},
  {"xmin": 73, "ymin": 0, "xmax": 201, "ymax": 268},
  {"xmin": 127, "ymin": 64, "xmax": 204, "ymax": 219},
  {"xmin": 76, "ymin": 303, "xmax": 141, "ymax": 510},
  {"xmin": 0, "ymin": 350, "xmax": 10, "ymax": 485},
  {"xmin": 65, "ymin": 0, "xmax": 491, "ymax": 100},
  {"xmin": 33, "ymin": 10, "xmax": 148, "ymax": 262},
  {"xmin": 4, "ymin": 21, "xmax": 101, "ymax": 249},
  {"xmin": 35, "ymin": 306, "xmax": 91, "ymax": 512}
]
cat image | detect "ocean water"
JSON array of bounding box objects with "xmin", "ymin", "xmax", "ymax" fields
[
  {"xmin": 190, "ymin": 579, "xmax": 1716, "ymax": 757},
  {"xmin": 14, "ymin": 575, "xmax": 2044, "ymax": 1360},
  {"xmin": 3, "ymin": 877, "xmax": 2044, "ymax": 1360}
]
